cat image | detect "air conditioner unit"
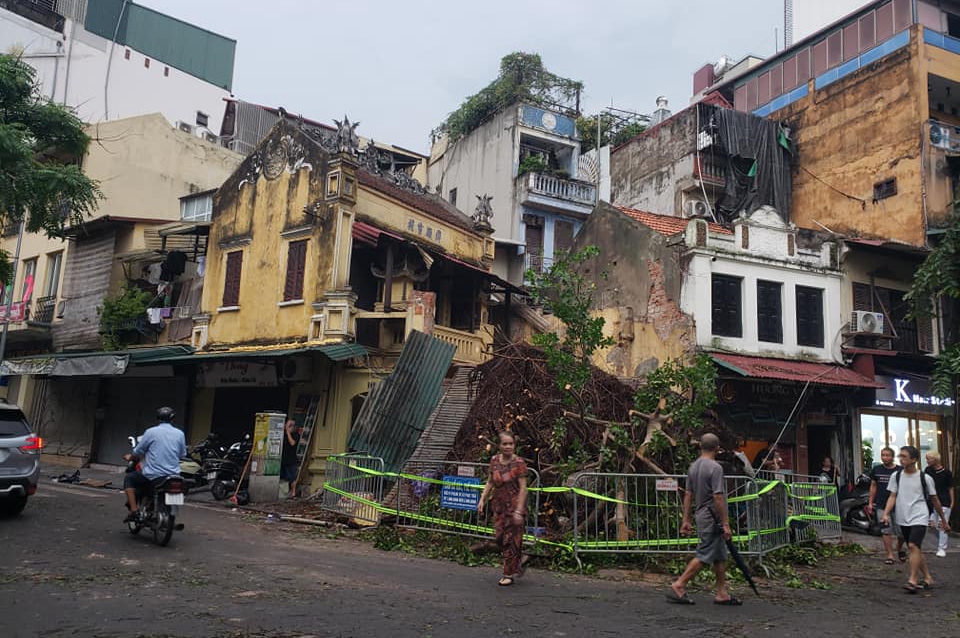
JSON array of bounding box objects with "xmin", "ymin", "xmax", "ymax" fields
[
  {"xmin": 201, "ymin": 131, "xmax": 219, "ymax": 143},
  {"xmin": 851, "ymin": 310, "xmax": 884, "ymax": 335},
  {"xmin": 685, "ymin": 199, "xmax": 709, "ymax": 218},
  {"xmin": 175, "ymin": 121, "xmax": 195, "ymax": 134},
  {"xmin": 930, "ymin": 123, "xmax": 952, "ymax": 150},
  {"xmin": 280, "ymin": 356, "xmax": 313, "ymax": 383}
]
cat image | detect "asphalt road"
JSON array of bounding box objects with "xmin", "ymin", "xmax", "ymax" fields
[{"xmin": 2, "ymin": 479, "xmax": 958, "ymax": 638}]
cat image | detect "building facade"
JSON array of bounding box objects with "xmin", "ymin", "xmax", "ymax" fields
[
  {"xmin": 0, "ymin": 0, "xmax": 235, "ymax": 131},
  {"xmin": 427, "ymin": 103, "xmax": 597, "ymax": 284}
]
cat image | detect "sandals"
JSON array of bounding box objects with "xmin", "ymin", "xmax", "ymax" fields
[
  {"xmin": 666, "ymin": 591, "xmax": 696, "ymax": 605},
  {"xmin": 516, "ymin": 554, "xmax": 531, "ymax": 578},
  {"xmin": 498, "ymin": 576, "xmax": 514, "ymax": 586},
  {"xmin": 898, "ymin": 549, "xmax": 907, "ymax": 563},
  {"xmin": 713, "ymin": 596, "xmax": 743, "ymax": 606},
  {"xmin": 884, "ymin": 558, "xmax": 895, "ymax": 565},
  {"xmin": 903, "ymin": 582, "xmax": 918, "ymax": 594}
]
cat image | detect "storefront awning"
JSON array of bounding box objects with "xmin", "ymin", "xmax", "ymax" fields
[
  {"xmin": 1, "ymin": 353, "xmax": 129, "ymax": 376},
  {"xmin": 132, "ymin": 342, "xmax": 368, "ymax": 364},
  {"xmin": 711, "ymin": 353, "xmax": 885, "ymax": 389}
]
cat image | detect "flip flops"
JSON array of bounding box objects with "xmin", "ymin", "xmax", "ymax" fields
[
  {"xmin": 713, "ymin": 596, "xmax": 743, "ymax": 606},
  {"xmin": 665, "ymin": 591, "xmax": 695, "ymax": 605},
  {"xmin": 903, "ymin": 582, "xmax": 918, "ymax": 594},
  {"xmin": 498, "ymin": 576, "xmax": 514, "ymax": 586},
  {"xmin": 884, "ymin": 558, "xmax": 896, "ymax": 565},
  {"xmin": 898, "ymin": 549, "xmax": 907, "ymax": 563}
]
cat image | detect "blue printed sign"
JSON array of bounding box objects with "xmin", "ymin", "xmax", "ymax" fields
[{"xmin": 440, "ymin": 475, "xmax": 481, "ymax": 511}]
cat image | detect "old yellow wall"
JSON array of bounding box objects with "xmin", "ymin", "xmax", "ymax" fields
[
  {"xmin": 593, "ymin": 308, "xmax": 694, "ymax": 379},
  {"xmin": 356, "ymin": 189, "xmax": 488, "ymax": 263},
  {"xmin": 775, "ymin": 32, "xmax": 926, "ymax": 245},
  {"xmin": 204, "ymin": 154, "xmax": 333, "ymax": 347},
  {"xmin": 921, "ymin": 44, "xmax": 960, "ymax": 227}
]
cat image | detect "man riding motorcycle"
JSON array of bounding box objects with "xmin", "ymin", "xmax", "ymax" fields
[{"xmin": 123, "ymin": 407, "xmax": 187, "ymax": 523}]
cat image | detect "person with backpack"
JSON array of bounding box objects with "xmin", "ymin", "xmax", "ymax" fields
[{"xmin": 881, "ymin": 446, "xmax": 951, "ymax": 593}]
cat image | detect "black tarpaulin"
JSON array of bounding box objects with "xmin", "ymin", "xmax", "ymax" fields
[{"xmin": 708, "ymin": 105, "xmax": 793, "ymax": 225}]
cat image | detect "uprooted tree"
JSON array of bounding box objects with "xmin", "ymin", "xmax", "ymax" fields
[{"xmin": 450, "ymin": 246, "xmax": 730, "ymax": 539}]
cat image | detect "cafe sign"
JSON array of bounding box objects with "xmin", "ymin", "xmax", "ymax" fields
[
  {"xmin": 198, "ymin": 361, "xmax": 277, "ymax": 387},
  {"xmin": 874, "ymin": 375, "xmax": 954, "ymax": 411}
]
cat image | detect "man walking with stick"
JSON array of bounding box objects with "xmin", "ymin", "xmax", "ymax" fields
[{"xmin": 667, "ymin": 433, "xmax": 743, "ymax": 606}]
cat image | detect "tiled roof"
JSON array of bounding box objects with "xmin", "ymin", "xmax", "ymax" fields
[
  {"xmin": 711, "ymin": 353, "xmax": 884, "ymax": 388},
  {"xmin": 357, "ymin": 170, "xmax": 476, "ymax": 234},
  {"xmin": 615, "ymin": 205, "xmax": 733, "ymax": 236}
]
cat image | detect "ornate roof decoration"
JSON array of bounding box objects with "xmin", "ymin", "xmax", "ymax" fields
[
  {"xmin": 472, "ymin": 194, "xmax": 494, "ymax": 232},
  {"xmin": 333, "ymin": 115, "xmax": 361, "ymax": 155}
]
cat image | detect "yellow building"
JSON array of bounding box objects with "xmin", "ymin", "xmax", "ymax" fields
[{"xmin": 190, "ymin": 118, "xmax": 518, "ymax": 491}]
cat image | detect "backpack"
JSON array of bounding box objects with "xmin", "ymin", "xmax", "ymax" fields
[{"xmin": 894, "ymin": 469, "xmax": 934, "ymax": 515}]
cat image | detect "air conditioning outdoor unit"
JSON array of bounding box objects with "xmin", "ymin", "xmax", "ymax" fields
[
  {"xmin": 851, "ymin": 310, "xmax": 885, "ymax": 335},
  {"xmin": 201, "ymin": 131, "xmax": 219, "ymax": 143},
  {"xmin": 280, "ymin": 356, "xmax": 313, "ymax": 383},
  {"xmin": 175, "ymin": 121, "xmax": 195, "ymax": 134},
  {"xmin": 685, "ymin": 199, "xmax": 709, "ymax": 218},
  {"xmin": 930, "ymin": 123, "xmax": 952, "ymax": 150}
]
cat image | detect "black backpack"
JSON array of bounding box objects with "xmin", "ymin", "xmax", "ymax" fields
[{"xmin": 894, "ymin": 469, "xmax": 934, "ymax": 515}]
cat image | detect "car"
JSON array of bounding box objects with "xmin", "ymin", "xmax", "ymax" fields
[{"xmin": 0, "ymin": 401, "xmax": 42, "ymax": 517}]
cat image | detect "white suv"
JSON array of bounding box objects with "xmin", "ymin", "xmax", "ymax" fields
[{"xmin": 0, "ymin": 401, "xmax": 41, "ymax": 517}]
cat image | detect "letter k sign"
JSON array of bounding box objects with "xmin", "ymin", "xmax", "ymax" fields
[{"xmin": 895, "ymin": 378, "xmax": 911, "ymax": 402}]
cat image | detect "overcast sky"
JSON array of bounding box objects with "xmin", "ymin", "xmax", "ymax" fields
[{"xmin": 138, "ymin": 1, "xmax": 784, "ymax": 154}]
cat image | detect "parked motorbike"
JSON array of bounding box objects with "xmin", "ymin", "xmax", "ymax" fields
[
  {"xmin": 179, "ymin": 433, "xmax": 227, "ymax": 492},
  {"xmin": 839, "ymin": 473, "xmax": 879, "ymax": 536},
  {"xmin": 124, "ymin": 437, "xmax": 185, "ymax": 546},
  {"xmin": 209, "ymin": 434, "xmax": 252, "ymax": 502}
]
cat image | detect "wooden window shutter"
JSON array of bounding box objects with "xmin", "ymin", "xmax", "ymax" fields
[
  {"xmin": 554, "ymin": 220, "xmax": 574, "ymax": 256},
  {"xmin": 917, "ymin": 317, "xmax": 935, "ymax": 353},
  {"xmin": 283, "ymin": 240, "xmax": 307, "ymax": 302},
  {"xmin": 222, "ymin": 251, "xmax": 243, "ymax": 307},
  {"xmin": 796, "ymin": 286, "xmax": 824, "ymax": 347}
]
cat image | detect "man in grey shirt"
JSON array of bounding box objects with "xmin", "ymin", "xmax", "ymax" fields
[{"xmin": 667, "ymin": 433, "xmax": 741, "ymax": 605}]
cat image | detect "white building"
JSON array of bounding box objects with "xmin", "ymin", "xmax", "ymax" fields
[
  {"xmin": 680, "ymin": 206, "xmax": 844, "ymax": 362},
  {"xmin": 427, "ymin": 103, "xmax": 597, "ymax": 284},
  {"xmin": 0, "ymin": 0, "xmax": 235, "ymax": 132}
]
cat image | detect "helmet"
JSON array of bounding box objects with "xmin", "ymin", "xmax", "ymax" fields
[{"xmin": 156, "ymin": 406, "xmax": 176, "ymax": 422}]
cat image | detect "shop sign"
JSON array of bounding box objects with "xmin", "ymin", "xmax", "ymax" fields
[
  {"xmin": 198, "ymin": 361, "xmax": 277, "ymax": 387},
  {"xmin": 874, "ymin": 376, "xmax": 954, "ymax": 410}
]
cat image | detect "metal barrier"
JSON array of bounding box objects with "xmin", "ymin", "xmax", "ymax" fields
[
  {"xmin": 321, "ymin": 453, "xmax": 386, "ymax": 526},
  {"xmin": 395, "ymin": 459, "xmax": 541, "ymax": 545},
  {"xmin": 570, "ymin": 473, "xmax": 785, "ymax": 558},
  {"xmin": 757, "ymin": 471, "xmax": 841, "ymax": 541}
]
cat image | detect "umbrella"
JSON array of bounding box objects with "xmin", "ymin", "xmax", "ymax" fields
[{"xmin": 711, "ymin": 509, "xmax": 760, "ymax": 596}]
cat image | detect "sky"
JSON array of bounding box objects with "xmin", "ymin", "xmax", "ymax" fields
[{"xmin": 137, "ymin": 1, "xmax": 785, "ymax": 154}]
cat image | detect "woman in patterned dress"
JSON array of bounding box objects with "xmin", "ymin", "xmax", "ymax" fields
[{"xmin": 478, "ymin": 430, "xmax": 529, "ymax": 586}]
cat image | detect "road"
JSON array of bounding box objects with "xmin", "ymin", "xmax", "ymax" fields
[{"xmin": 1, "ymin": 479, "xmax": 958, "ymax": 637}]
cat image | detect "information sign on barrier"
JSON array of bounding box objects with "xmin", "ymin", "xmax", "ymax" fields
[
  {"xmin": 440, "ymin": 475, "xmax": 480, "ymax": 511},
  {"xmin": 655, "ymin": 478, "xmax": 679, "ymax": 491}
]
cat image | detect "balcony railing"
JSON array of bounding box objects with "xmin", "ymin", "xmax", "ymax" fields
[
  {"xmin": 30, "ymin": 295, "xmax": 57, "ymax": 325},
  {"xmin": 525, "ymin": 172, "xmax": 597, "ymax": 206},
  {"xmin": 434, "ymin": 324, "xmax": 492, "ymax": 364}
]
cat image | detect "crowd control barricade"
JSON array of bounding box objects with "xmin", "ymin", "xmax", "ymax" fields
[
  {"xmin": 321, "ymin": 453, "xmax": 386, "ymax": 526},
  {"xmin": 757, "ymin": 470, "xmax": 841, "ymax": 542},
  {"xmin": 394, "ymin": 459, "xmax": 541, "ymax": 545},
  {"xmin": 570, "ymin": 472, "xmax": 793, "ymax": 562}
]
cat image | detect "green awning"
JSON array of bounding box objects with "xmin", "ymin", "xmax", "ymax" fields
[
  {"xmin": 129, "ymin": 342, "xmax": 368, "ymax": 364},
  {"xmin": 317, "ymin": 342, "xmax": 368, "ymax": 361}
]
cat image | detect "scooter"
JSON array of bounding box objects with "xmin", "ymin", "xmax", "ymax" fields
[
  {"xmin": 124, "ymin": 439, "xmax": 185, "ymax": 546},
  {"xmin": 209, "ymin": 434, "xmax": 252, "ymax": 501},
  {"xmin": 839, "ymin": 473, "xmax": 879, "ymax": 536}
]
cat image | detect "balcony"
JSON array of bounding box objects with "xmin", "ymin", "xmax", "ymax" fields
[
  {"xmin": 433, "ymin": 324, "xmax": 493, "ymax": 364},
  {"xmin": 28, "ymin": 295, "xmax": 57, "ymax": 325},
  {"xmin": 519, "ymin": 172, "xmax": 597, "ymax": 216}
]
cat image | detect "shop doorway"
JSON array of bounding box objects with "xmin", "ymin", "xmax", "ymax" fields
[
  {"xmin": 806, "ymin": 425, "xmax": 837, "ymax": 479},
  {"xmin": 859, "ymin": 410, "xmax": 943, "ymax": 471},
  {"xmin": 210, "ymin": 386, "xmax": 290, "ymax": 445}
]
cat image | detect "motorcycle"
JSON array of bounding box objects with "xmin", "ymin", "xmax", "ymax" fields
[
  {"xmin": 124, "ymin": 437, "xmax": 185, "ymax": 546},
  {"xmin": 839, "ymin": 473, "xmax": 879, "ymax": 536},
  {"xmin": 209, "ymin": 434, "xmax": 252, "ymax": 502},
  {"xmin": 179, "ymin": 433, "xmax": 227, "ymax": 492}
]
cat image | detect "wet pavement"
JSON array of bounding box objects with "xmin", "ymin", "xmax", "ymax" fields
[{"xmin": 2, "ymin": 460, "xmax": 957, "ymax": 637}]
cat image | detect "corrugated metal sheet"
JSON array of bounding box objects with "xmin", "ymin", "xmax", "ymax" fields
[
  {"xmin": 712, "ymin": 353, "xmax": 885, "ymax": 388},
  {"xmin": 85, "ymin": 0, "xmax": 236, "ymax": 90},
  {"xmin": 348, "ymin": 330, "xmax": 455, "ymax": 474}
]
